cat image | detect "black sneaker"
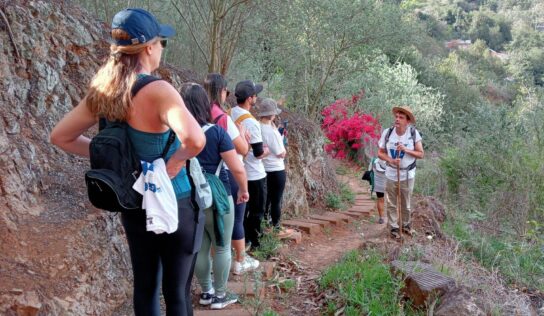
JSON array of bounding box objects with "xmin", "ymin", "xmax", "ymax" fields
[
  {"xmin": 210, "ymin": 292, "xmax": 238, "ymax": 309},
  {"xmin": 390, "ymin": 228, "xmax": 400, "ymax": 239},
  {"xmin": 402, "ymin": 226, "xmax": 415, "ymax": 236},
  {"xmin": 199, "ymin": 291, "xmax": 214, "ymax": 305}
]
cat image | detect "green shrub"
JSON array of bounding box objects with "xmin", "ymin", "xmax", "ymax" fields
[
  {"xmin": 251, "ymin": 223, "xmax": 282, "ymax": 261},
  {"xmin": 339, "ymin": 183, "xmax": 355, "ymax": 206},
  {"xmin": 325, "ymin": 193, "xmax": 343, "ymax": 209},
  {"xmin": 319, "ymin": 250, "xmax": 404, "ymax": 315}
]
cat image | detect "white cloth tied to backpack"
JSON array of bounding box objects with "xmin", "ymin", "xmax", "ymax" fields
[
  {"xmin": 188, "ymin": 124, "xmax": 223, "ymax": 210},
  {"xmin": 132, "ymin": 158, "xmax": 178, "ymax": 234}
]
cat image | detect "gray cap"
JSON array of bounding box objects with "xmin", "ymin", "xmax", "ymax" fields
[{"xmin": 257, "ymin": 98, "xmax": 282, "ymax": 117}]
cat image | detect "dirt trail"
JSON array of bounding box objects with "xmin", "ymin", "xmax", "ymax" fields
[{"xmin": 265, "ymin": 162, "xmax": 388, "ymax": 315}]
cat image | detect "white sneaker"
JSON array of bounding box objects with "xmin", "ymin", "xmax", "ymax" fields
[{"xmin": 232, "ymin": 255, "xmax": 260, "ymax": 275}]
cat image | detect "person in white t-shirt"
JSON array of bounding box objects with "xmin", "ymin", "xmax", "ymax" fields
[
  {"xmin": 230, "ymin": 80, "xmax": 269, "ymax": 250},
  {"xmin": 204, "ymin": 73, "xmax": 259, "ymax": 275},
  {"xmin": 378, "ymin": 106, "xmax": 424, "ymax": 239},
  {"xmin": 257, "ymin": 98, "xmax": 290, "ymax": 235}
]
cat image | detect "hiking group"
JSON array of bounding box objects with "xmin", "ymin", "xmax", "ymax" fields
[
  {"xmin": 49, "ymin": 7, "xmax": 424, "ymax": 316},
  {"xmin": 50, "ymin": 8, "xmax": 290, "ymax": 315}
]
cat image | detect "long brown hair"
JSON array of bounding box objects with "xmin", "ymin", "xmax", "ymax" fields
[
  {"xmin": 203, "ymin": 73, "xmax": 227, "ymax": 107},
  {"xmin": 85, "ymin": 29, "xmax": 159, "ymax": 121}
]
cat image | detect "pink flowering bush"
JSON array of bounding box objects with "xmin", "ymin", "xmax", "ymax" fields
[{"xmin": 321, "ymin": 91, "xmax": 381, "ymax": 161}]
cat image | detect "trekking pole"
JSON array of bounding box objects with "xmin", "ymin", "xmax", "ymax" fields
[{"xmin": 397, "ymin": 157, "xmax": 403, "ymax": 243}]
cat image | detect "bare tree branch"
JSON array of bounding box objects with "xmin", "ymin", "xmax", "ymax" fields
[
  {"xmin": 171, "ymin": 0, "xmax": 210, "ymax": 68},
  {"xmin": 220, "ymin": 0, "xmax": 250, "ymax": 19}
]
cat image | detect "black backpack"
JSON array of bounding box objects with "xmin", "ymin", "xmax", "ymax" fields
[{"xmin": 84, "ymin": 75, "xmax": 175, "ymax": 212}]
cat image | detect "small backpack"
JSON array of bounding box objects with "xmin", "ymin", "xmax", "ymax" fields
[
  {"xmin": 188, "ymin": 124, "xmax": 230, "ymax": 215},
  {"xmin": 84, "ymin": 75, "xmax": 175, "ymax": 212},
  {"xmin": 188, "ymin": 156, "xmax": 213, "ymax": 210}
]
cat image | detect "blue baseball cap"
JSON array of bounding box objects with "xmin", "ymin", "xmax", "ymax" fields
[{"xmin": 111, "ymin": 8, "xmax": 175, "ymax": 46}]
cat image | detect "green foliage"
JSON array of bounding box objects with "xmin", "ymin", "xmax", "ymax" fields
[
  {"xmin": 444, "ymin": 219, "xmax": 544, "ymax": 291},
  {"xmin": 326, "ymin": 183, "xmax": 355, "ymax": 209},
  {"xmin": 339, "ymin": 183, "xmax": 355, "ymax": 206},
  {"xmin": 325, "ymin": 193, "xmax": 343, "ymax": 210},
  {"xmin": 233, "ymin": 0, "xmax": 419, "ymax": 117},
  {"xmin": 348, "ymin": 54, "xmax": 445, "ymax": 148},
  {"xmin": 251, "ymin": 224, "xmax": 282, "ymax": 261},
  {"xmin": 319, "ymin": 250, "xmax": 404, "ymax": 315},
  {"xmin": 466, "ymin": 10, "xmax": 512, "ymax": 50}
]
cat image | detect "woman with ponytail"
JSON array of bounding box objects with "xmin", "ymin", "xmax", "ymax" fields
[{"xmin": 50, "ymin": 8, "xmax": 205, "ymax": 316}]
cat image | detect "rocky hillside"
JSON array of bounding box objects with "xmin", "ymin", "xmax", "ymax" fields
[{"xmin": 0, "ymin": 1, "xmax": 335, "ymax": 314}]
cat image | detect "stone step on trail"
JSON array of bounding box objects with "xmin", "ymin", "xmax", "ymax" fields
[
  {"xmin": 308, "ymin": 214, "xmax": 344, "ymax": 226},
  {"xmin": 349, "ymin": 203, "xmax": 374, "ymax": 209},
  {"xmin": 354, "ymin": 198, "xmax": 372, "ymax": 202},
  {"xmin": 324, "ymin": 212, "xmax": 353, "ymax": 223},
  {"xmin": 342, "ymin": 211, "xmax": 369, "ymax": 219},
  {"xmin": 348, "ymin": 205, "xmax": 374, "ymax": 212},
  {"xmin": 195, "ymin": 308, "xmax": 252, "ymax": 316},
  {"xmin": 347, "ymin": 208, "xmax": 373, "ymax": 215},
  {"xmin": 282, "ymin": 230, "xmax": 302, "ymax": 244},
  {"xmin": 354, "ymin": 198, "xmax": 374, "ymax": 203},
  {"xmin": 282, "ymin": 220, "xmax": 321, "ymax": 235},
  {"xmin": 302, "ymin": 218, "xmax": 331, "ymax": 228}
]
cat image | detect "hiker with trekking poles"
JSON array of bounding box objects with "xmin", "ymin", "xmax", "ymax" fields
[{"xmin": 377, "ymin": 106, "xmax": 424, "ymax": 240}]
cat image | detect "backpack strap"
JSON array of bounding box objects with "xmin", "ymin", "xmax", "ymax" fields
[
  {"xmin": 201, "ymin": 124, "xmax": 224, "ymax": 176},
  {"xmin": 131, "ymin": 74, "xmax": 162, "ymax": 97},
  {"xmin": 215, "ymin": 160, "xmax": 224, "ymax": 176},
  {"xmin": 410, "ymin": 126, "xmax": 416, "ymax": 146},
  {"xmin": 160, "ymin": 130, "xmax": 176, "ymax": 159},
  {"xmin": 235, "ymin": 113, "xmax": 255, "ymax": 125},
  {"xmin": 384, "ymin": 126, "xmax": 395, "ymax": 145},
  {"xmin": 213, "ymin": 114, "xmax": 225, "ymax": 124}
]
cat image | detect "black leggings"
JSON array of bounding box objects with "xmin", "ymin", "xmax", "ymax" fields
[
  {"xmin": 121, "ymin": 197, "xmax": 205, "ymax": 316},
  {"xmin": 265, "ymin": 170, "xmax": 286, "ymax": 227},
  {"xmin": 227, "ymin": 169, "xmax": 246, "ymax": 241},
  {"xmin": 245, "ymin": 178, "xmax": 266, "ymax": 248}
]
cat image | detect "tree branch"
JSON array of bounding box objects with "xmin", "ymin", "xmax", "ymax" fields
[
  {"xmin": 0, "ymin": 8, "xmax": 20, "ymax": 60},
  {"xmin": 171, "ymin": 0, "xmax": 210, "ymax": 67},
  {"xmin": 220, "ymin": 0, "xmax": 250, "ymax": 19}
]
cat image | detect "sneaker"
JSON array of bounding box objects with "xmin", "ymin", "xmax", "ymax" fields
[
  {"xmin": 232, "ymin": 255, "xmax": 260, "ymax": 275},
  {"xmin": 390, "ymin": 228, "xmax": 400, "ymax": 239},
  {"xmin": 199, "ymin": 289, "xmax": 215, "ymax": 305},
  {"xmin": 211, "ymin": 292, "xmax": 238, "ymax": 309},
  {"xmin": 402, "ymin": 226, "xmax": 415, "ymax": 236},
  {"xmin": 378, "ymin": 217, "xmax": 385, "ymax": 224}
]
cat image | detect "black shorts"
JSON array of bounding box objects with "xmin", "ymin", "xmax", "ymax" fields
[{"xmin": 376, "ymin": 192, "xmax": 384, "ymax": 198}]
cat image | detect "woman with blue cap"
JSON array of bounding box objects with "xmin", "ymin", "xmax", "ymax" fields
[{"xmin": 50, "ymin": 8, "xmax": 206, "ymax": 316}]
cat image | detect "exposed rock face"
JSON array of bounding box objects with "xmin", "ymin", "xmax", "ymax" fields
[
  {"xmin": 435, "ymin": 286, "xmax": 486, "ymax": 316},
  {"xmin": 0, "ymin": 1, "xmax": 335, "ymax": 314},
  {"xmin": 276, "ymin": 108, "xmax": 337, "ymax": 217}
]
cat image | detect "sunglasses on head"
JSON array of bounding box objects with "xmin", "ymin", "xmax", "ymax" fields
[{"xmin": 160, "ymin": 39, "xmax": 168, "ymax": 48}]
